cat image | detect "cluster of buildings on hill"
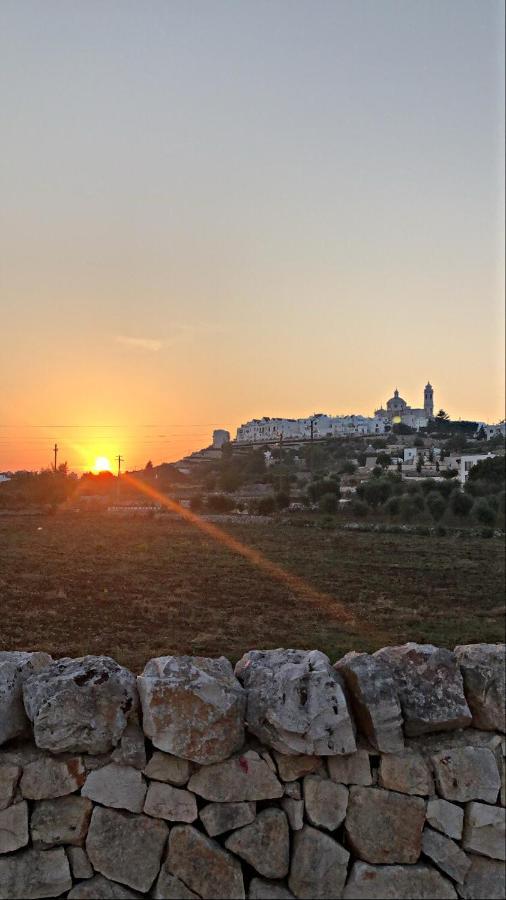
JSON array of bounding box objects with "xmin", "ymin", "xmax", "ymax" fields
[{"xmin": 235, "ymin": 383, "xmax": 435, "ymax": 443}]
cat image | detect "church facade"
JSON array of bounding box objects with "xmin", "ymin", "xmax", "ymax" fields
[{"xmin": 375, "ymin": 382, "xmax": 434, "ymax": 430}]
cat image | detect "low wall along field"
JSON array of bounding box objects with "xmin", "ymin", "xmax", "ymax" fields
[{"xmin": 0, "ymin": 642, "xmax": 504, "ymax": 899}]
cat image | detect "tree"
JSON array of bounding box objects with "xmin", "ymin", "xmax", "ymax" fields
[
  {"xmin": 319, "ymin": 493, "xmax": 338, "ymax": 514},
  {"xmin": 358, "ymin": 479, "xmax": 392, "ymax": 508},
  {"xmin": 473, "ymin": 498, "xmax": 496, "ymax": 527},
  {"xmin": 257, "ymin": 495, "xmax": 276, "ymax": 515},
  {"xmin": 351, "ymin": 499, "xmax": 368, "ymax": 517},
  {"xmin": 426, "ymin": 491, "xmax": 446, "ymax": 522},
  {"xmin": 468, "ymin": 456, "xmax": 505, "ymax": 488},
  {"xmin": 384, "ymin": 496, "xmax": 401, "ymax": 516},
  {"xmin": 275, "ymin": 490, "xmax": 290, "ymax": 510},
  {"xmin": 476, "ymin": 426, "xmax": 487, "ymax": 441},
  {"xmin": 376, "ymin": 453, "xmax": 391, "ymax": 469},
  {"xmin": 451, "ymin": 491, "xmax": 474, "ymax": 518},
  {"xmin": 416, "ymin": 455, "xmax": 423, "ymax": 474},
  {"xmin": 436, "ymin": 409, "xmax": 450, "ymax": 422},
  {"xmin": 414, "ymin": 436, "xmax": 425, "ymax": 448},
  {"xmin": 145, "ymin": 460, "xmax": 153, "ymax": 470}
]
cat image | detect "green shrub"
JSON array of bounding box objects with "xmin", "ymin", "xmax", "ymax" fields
[
  {"xmin": 426, "ymin": 491, "xmax": 446, "ymax": 521},
  {"xmin": 473, "ymin": 498, "xmax": 496, "ymax": 527},
  {"xmin": 351, "ymin": 499, "xmax": 368, "ymax": 518},
  {"xmin": 257, "ymin": 495, "xmax": 277, "ymax": 515},
  {"xmin": 319, "ymin": 493, "xmax": 338, "ymax": 515},
  {"xmin": 451, "ymin": 491, "xmax": 474, "ymax": 517},
  {"xmin": 384, "ymin": 496, "xmax": 401, "ymax": 516}
]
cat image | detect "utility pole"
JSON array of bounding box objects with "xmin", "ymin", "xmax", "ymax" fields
[
  {"xmin": 309, "ymin": 418, "xmax": 315, "ymax": 474},
  {"xmin": 278, "ymin": 433, "xmax": 283, "ymax": 493},
  {"xmin": 116, "ymin": 455, "xmax": 124, "ymax": 500},
  {"xmin": 53, "ymin": 443, "xmax": 58, "ymax": 472}
]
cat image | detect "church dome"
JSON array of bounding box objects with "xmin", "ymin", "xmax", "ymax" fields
[{"xmin": 386, "ymin": 389, "xmax": 407, "ymax": 411}]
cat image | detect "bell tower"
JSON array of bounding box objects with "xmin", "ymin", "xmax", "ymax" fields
[{"xmin": 424, "ymin": 382, "xmax": 434, "ymax": 419}]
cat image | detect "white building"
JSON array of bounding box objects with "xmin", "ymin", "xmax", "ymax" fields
[
  {"xmin": 235, "ymin": 413, "xmax": 386, "ymax": 444},
  {"xmin": 445, "ymin": 453, "xmax": 495, "ymax": 485},
  {"xmin": 374, "ymin": 383, "xmax": 433, "ymax": 430},
  {"xmin": 475, "ymin": 422, "xmax": 506, "ymax": 441}
]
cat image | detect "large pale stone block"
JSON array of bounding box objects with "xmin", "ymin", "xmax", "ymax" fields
[
  {"xmin": 143, "ymin": 751, "xmax": 191, "ymax": 786},
  {"xmin": 225, "ymin": 808, "xmax": 289, "ymax": 879},
  {"xmin": 303, "ymin": 774, "xmax": 348, "ymax": 830},
  {"xmin": 342, "ymin": 862, "xmax": 457, "ymax": 899},
  {"xmin": 30, "ymin": 795, "xmax": 92, "ymax": 847},
  {"xmin": 168, "ymin": 824, "xmax": 245, "ymax": 899},
  {"xmin": 344, "ymin": 786, "xmax": 425, "ymax": 864},
  {"xmin": 335, "ymin": 652, "xmax": 404, "ymax": 752},
  {"xmin": 143, "ymin": 781, "xmax": 198, "ymax": 823},
  {"xmin": 462, "ymin": 801, "xmax": 505, "ymax": 861},
  {"xmin": 281, "ymin": 797, "xmax": 304, "ymax": 830},
  {"xmin": 235, "ymin": 649, "xmax": 356, "ymax": 755},
  {"xmin": 188, "ymin": 750, "xmax": 283, "ymax": 802},
  {"xmin": 153, "ymin": 865, "xmax": 200, "ymax": 899},
  {"xmin": 0, "ymin": 847, "xmax": 72, "ymax": 899},
  {"xmin": 378, "ymin": 751, "xmax": 433, "ymax": 796},
  {"xmin": 0, "ymin": 652, "xmax": 52, "ymax": 746},
  {"xmin": 86, "ymin": 806, "xmax": 168, "ymax": 893},
  {"xmin": 82, "ymin": 763, "xmax": 147, "ymax": 813},
  {"xmin": 455, "ymin": 643, "xmax": 505, "ymax": 732},
  {"xmin": 66, "ymin": 846, "xmax": 94, "ymax": 880},
  {"xmin": 327, "ymin": 750, "xmax": 372, "ymax": 786},
  {"xmin": 374, "ymin": 643, "xmax": 471, "ymax": 736},
  {"xmin": 110, "ymin": 723, "xmax": 147, "ymax": 770},
  {"xmin": 421, "ymin": 827, "xmax": 471, "ymax": 884},
  {"xmin": 0, "ymin": 765, "xmax": 20, "ymax": 810},
  {"xmin": 426, "ymin": 798, "xmax": 464, "ymax": 840},
  {"xmin": 288, "ymin": 825, "xmax": 349, "ymax": 899},
  {"xmin": 273, "ymin": 753, "xmax": 323, "ymax": 782},
  {"xmin": 23, "ymin": 656, "xmax": 138, "ymax": 754},
  {"xmin": 138, "ymin": 655, "xmax": 245, "ymax": 765},
  {"xmin": 459, "ymin": 854, "xmax": 506, "ymax": 899},
  {"xmin": 0, "ymin": 801, "xmax": 28, "ymax": 854},
  {"xmin": 431, "ymin": 747, "xmax": 500, "ymax": 803},
  {"xmin": 200, "ymin": 801, "xmax": 256, "ymax": 837},
  {"xmin": 20, "ymin": 755, "xmax": 85, "ymax": 799}
]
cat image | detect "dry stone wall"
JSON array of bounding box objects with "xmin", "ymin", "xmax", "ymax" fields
[{"xmin": 0, "ymin": 642, "xmax": 504, "ymax": 900}]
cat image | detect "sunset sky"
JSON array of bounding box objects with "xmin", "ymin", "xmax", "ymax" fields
[{"xmin": 1, "ymin": 0, "xmax": 504, "ymax": 473}]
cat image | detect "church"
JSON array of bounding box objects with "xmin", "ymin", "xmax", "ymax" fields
[{"xmin": 375, "ymin": 383, "xmax": 434, "ymax": 430}]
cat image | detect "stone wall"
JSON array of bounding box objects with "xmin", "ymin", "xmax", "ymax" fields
[{"xmin": 0, "ymin": 643, "xmax": 504, "ymax": 900}]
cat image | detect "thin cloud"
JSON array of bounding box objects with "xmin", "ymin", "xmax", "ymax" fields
[{"xmin": 115, "ymin": 335, "xmax": 163, "ymax": 351}]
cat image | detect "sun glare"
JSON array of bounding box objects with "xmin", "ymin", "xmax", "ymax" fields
[{"xmin": 93, "ymin": 455, "xmax": 112, "ymax": 473}]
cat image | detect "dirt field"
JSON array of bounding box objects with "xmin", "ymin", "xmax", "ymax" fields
[{"xmin": 0, "ymin": 512, "xmax": 504, "ymax": 672}]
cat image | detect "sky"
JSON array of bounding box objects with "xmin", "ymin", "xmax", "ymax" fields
[{"xmin": 0, "ymin": 0, "xmax": 504, "ymax": 473}]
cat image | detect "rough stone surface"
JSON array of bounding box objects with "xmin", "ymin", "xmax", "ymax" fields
[
  {"xmin": 426, "ymin": 798, "xmax": 464, "ymax": 840},
  {"xmin": 455, "ymin": 643, "xmax": 505, "ymax": 733},
  {"xmin": 188, "ymin": 750, "xmax": 283, "ymax": 802},
  {"xmin": 67, "ymin": 874, "xmax": 141, "ymax": 898},
  {"xmin": 273, "ymin": 753, "xmax": 323, "ymax": 782},
  {"xmin": 0, "ymin": 846, "xmax": 72, "ymax": 898},
  {"xmin": 344, "ymin": 786, "xmax": 425, "ymax": 864},
  {"xmin": 458, "ymin": 854, "xmax": 506, "ymax": 899},
  {"xmin": 225, "ymin": 808, "xmax": 289, "ymax": 879},
  {"xmin": 200, "ymin": 801, "xmax": 256, "ymax": 837},
  {"xmin": 30, "ymin": 796, "xmax": 92, "ymax": 847},
  {"xmin": 143, "ymin": 751, "xmax": 191, "ymax": 786},
  {"xmin": 82, "ymin": 763, "xmax": 147, "ymax": 813},
  {"xmin": 0, "ymin": 765, "xmax": 20, "ymax": 810},
  {"xmin": 421, "ymin": 827, "xmax": 471, "ymax": 884},
  {"xmin": 248, "ymin": 879, "xmax": 294, "ymax": 899},
  {"xmin": 283, "ymin": 781, "xmax": 301, "ymax": 799},
  {"xmin": 327, "ymin": 750, "xmax": 372, "ymax": 786},
  {"xmin": 153, "ymin": 866, "xmax": 200, "ymax": 899},
  {"xmin": 303, "ymin": 774, "xmax": 348, "ymax": 830},
  {"xmin": 23, "ymin": 656, "xmax": 138, "ymax": 754},
  {"xmin": 168, "ymin": 824, "xmax": 245, "ymax": 899},
  {"xmin": 374, "ymin": 643, "xmax": 472, "ymax": 736},
  {"xmin": 342, "ymin": 862, "xmax": 457, "ymax": 899},
  {"xmin": 288, "ymin": 824, "xmax": 349, "ymax": 899},
  {"xmin": 66, "ymin": 846, "xmax": 94, "ymax": 880},
  {"xmin": 0, "ymin": 801, "xmax": 28, "ymax": 854},
  {"xmin": 335, "ymin": 651, "xmax": 404, "ymax": 752},
  {"xmin": 111, "ymin": 723, "xmax": 147, "ymax": 770},
  {"xmin": 20, "ymin": 755, "xmax": 85, "ymax": 799},
  {"xmin": 378, "ymin": 751, "xmax": 433, "ymax": 796},
  {"xmin": 138, "ymin": 655, "xmax": 245, "ymax": 765},
  {"xmin": 143, "ymin": 780, "xmax": 197, "ymax": 822},
  {"xmin": 86, "ymin": 806, "xmax": 168, "ymax": 893},
  {"xmin": 281, "ymin": 797, "xmax": 304, "ymax": 830},
  {"xmin": 235, "ymin": 649, "xmax": 356, "ymax": 755},
  {"xmin": 462, "ymin": 801, "xmax": 505, "ymax": 860},
  {"xmin": 431, "ymin": 746, "xmax": 500, "ymax": 803},
  {"xmin": 0, "ymin": 652, "xmax": 52, "ymax": 746}
]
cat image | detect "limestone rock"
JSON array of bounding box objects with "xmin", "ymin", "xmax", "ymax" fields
[
  {"xmin": 86, "ymin": 806, "xmax": 168, "ymax": 893},
  {"xmin": 374, "ymin": 643, "xmax": 471, "ymax": 736},
  {"xmin": 458, "ymin": 854, "xmax": 506, "ymax": 899},
  {"xmin": 378, "ymin": 751, "xmax": 433, "ymax": 796},
  {"xmin": 335, "ymin": 651, "xmax": 404, "ymax": 752},
  {"xmin": 30, "ymin": 795, "xmax": 92, "ymax": 847},
  {"xmin": 143, "ymin": 751, "xmax": 191, "ymax": 786},
  {"xmin": 283, "ymin": 781, "xmax": 301, "ymax": 799},
  {"xmin": 426, "ymin": 798, "xmax": 464, "ymax": 840},
  {"xmin": 188, "ymin": 750, "xmax": 283, "ymax": 802},
  {"xmin": 342, "ymin": 862, "xmax": 457, "ymax": 899},
  {"xmin": 431, "ymin": 747, "xmax": 500, "ymax": 803},
  {"xmin": 225, "ymin": 808, "xmax": 289, "ymax": 879},
  {"xmin": 303, "ymin": 774, "xmax": 348, "ymax": 830},
  {"xmin": 0, "ymin": 846, "xmax": 72, "ymax": 898},
  {"xmin": 0, "ymin": 652, "xmax": 52, "ymax": 746},
  {"xmin": 327, "ymin": 750, "xmax": 372, "ymax": 786},
  {"xmin": 288, "ymin": 825, "xmax": 349, "ymax": 899},
  {"xmin": 66, "ymin": 846, "xmax": 94, "ymax": 880},
  {"xmin": 20, "ymin": 755, "xmax": 85, "ymax": 799},
  {"xmin": 462, "ymin": 801, "xmax": 505, "ymax": 861},
  {"xmin": 235, "ymin": 649, "xmax": 356, "ymax": 755},
  {"xmin": 200, "ymin": 801, "xmax": 256, "ymax": 837},
  {"xmin": 281, "ymin": 797, "xmax": 304, "ymax": 830},
  {"xmin": 421, "ymin": 827, "xmax": 471, "ymax": 884},
  {"xmin": 273, "ymin": 753, "xmax": 323, "ymax": 782},
  {"xmin": 0, "ymin": 801, "xmax": 28, "ymax": 853},
  {"xmin": 138, "ymin": 655, "xmax": 245, "ymax": 765},
  {"xmin": 23, "ymin": 655, "xmax": 138, "ymax": 754},
  {"xmin": 249, "ymin": 879, "xmax": 294, "ymax": 899},
  {"xmin": 168, "ymin": 824, "xmax": 245, "ymax": 899},
  {"xmin": 455, "ymin": 643, "xmax": 505, "ymax": 733},
  {"xmin": 143, "ymin": 781, "xmax": 197, "ymax": 822},
  {"xmin": 344, "ymin": 786, "xmax": 425, "ymax": 864},
  {"xmin": 153, "ymin": 865, "xmax": 200, "ymax": 899},
  {"xmin": 111, "ymin": 723, "xmax": 147, "ymax": 770},
  {"xmin": 68, "ymin": 874, "xmax": 142, "ymax": 898},
  {"xmin": 82, "ymin": 763, "xmax": 147, "ymax": 813},
  {"xmin": 0, "ymin": 740, "xmax": 44, "ymax": 768},
  {"xmin": 0, "ymin": 765, "xmax": 20, "ymax": 810}
]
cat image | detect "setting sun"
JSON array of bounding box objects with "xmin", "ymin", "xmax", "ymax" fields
[{"xmin": 93, "ymin": 455, "xmax": 112, "ymax": 473}]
